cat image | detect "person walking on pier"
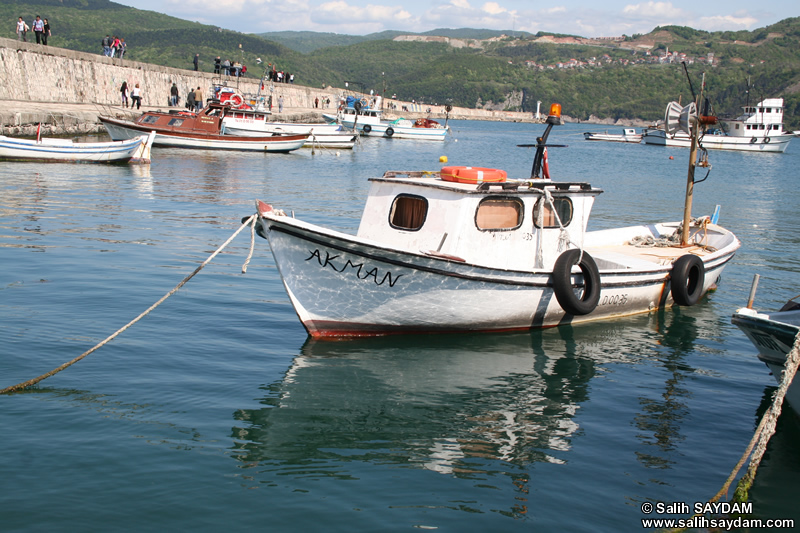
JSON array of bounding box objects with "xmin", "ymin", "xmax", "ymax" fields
[
  {"xmin": 32, "ymin": 16, "xmax": 44, "ymax": 44},
  {"xmin": 193, "ymin": 53, "xmax": 199, "ymax": 71},
  {"xmin": 170, "ymin": 83, "xmax": 179, "ymax": 107},
  {"xmin": 131, "ymin": 83, "xmax": 142, "ymax": 110},
  {"xmin": 194, "ymin": 86, "xmax": 204, "ymax": 112},
  {"xmin": 16, "ymin": 17, "xmax": 28, "ymax": 42},
  {"xmin": 42, "ymin": 18, "xmax": 50, "ymax": 46},
  {"xmin": 120, "ymin": 81, "xmax": 129, "ymax": 108}
]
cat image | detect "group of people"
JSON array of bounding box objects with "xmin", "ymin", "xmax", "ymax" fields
[
  {"xmin": 313, "ymin": 96, "xmax": 332, "ymax": 109},
  {"xmin": 213, "ymin": 57, "xmax": 247, "ymax": 77},
  {"xmin": 16, "ymin": 15, "xmax": 51, "ymax": 45},
  {"xmin": 119, "ymin": 81, "xmax": 142, "ymax": 109},
  {"xmin": 266, "ymin": 69, "xmax": 293, "ymax": 84},
  {"xmin": 102, "ymin": 35, "xmax": 126, "ymax": 58},
  {"xmin": 177, "ymin": 84, "xmax": 205, "ymax": 112}
]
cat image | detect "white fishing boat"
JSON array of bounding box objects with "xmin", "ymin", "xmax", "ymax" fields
[
  {"xmin": 252, "ymin": 103, "xmax": 740, "ymax": 338},
  {"xmin": 583, "ymin": 128, "xmax": 642, "ymax": 143},
  {"xmin": 99, "ymin": 103, "xmax": 308, "ymax": 152},
  {"xmin": 324, "ymin": 98, "xmax": 449, "ymax": 141},
  {"xmin": 732, "ymin": 291, "xmax": 800, "ymax": 412},
  {"xmin": 0, "ymin": 131, "xmax": 154, "ymax": 164},
  {"xmin": 219, "ymin": 108, "xmax": 358, "ymax": 149},
  {"xmin": 643, "ymin": 98, "xmax": 794, "ymax": 153}
]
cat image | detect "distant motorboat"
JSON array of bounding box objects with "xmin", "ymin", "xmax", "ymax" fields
[
  {"xmin": 583, "ymin": 128, "xmax": 642, "ymax": 143},
  {"xmin": 324, "ymin": 97, "xmax": 449, "ymax": 141},
  {"xmin": 0, "ymin": 131, "xmax": 154, "ymax": 164}
]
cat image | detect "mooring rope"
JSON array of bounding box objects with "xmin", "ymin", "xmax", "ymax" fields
[
  {"xmin": 0, "ymin": 214, "xmax": 257, "ymax": 395},
  {"xmin": 663, "ymin": 331, "xmax": 800, "ymax": 532}
]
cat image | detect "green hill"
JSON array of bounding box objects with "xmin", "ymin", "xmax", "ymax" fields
[{"xmin": 3, "ymin": 1, "xmax": 799, "ymax": 128}]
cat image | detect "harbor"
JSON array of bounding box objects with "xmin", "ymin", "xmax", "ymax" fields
[{"xmin": 1, "ymin": 118, "xmax": 799, "ymax": 530}]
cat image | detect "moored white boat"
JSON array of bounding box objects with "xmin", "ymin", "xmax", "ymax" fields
[
  {"xmin": 324, "ymin": 99, "xmax": 449, "ymax": 141},
  {"xmin": 644, "ymin": 98, "xmax": 793, "ymax": 153},
  {"xmin": 253, "ymin": 103, "xmax": 740, "ymax": 338},
  {"xmin": 583, "ymin": 128, "xmax": 642, "ymax": 143},
  {"xmin": 732, "ymin": 296, "xmax": 800, "ymax": 412},
  {"xmin": 219, "ymin": 109, "xmax": 358, "ymax": 149},
  {"xmin": 99, "ymin": 103, "xmax": 308, "ymax": 152},
  {"xmin": 0, "ymin": 132, "xmax": 154, "ymax": 164}
]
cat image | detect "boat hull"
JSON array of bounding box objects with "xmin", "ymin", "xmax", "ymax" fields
[
  {"xmin": 583, "ymin": 133, "xmax": 642, "ymax": 143},
  {"xmin": 0, "ymin": 134, "xmax": 151, "ymax": 163},
  {"xmin": 99, "ymin": 117, "xmax": 307, "ymax": 152},
  {"xmin": 732, "ymin": 308, "xmax": 800, "ymax": 411},
  {"xmin": 643, "ymin": 129, "xmax": 792, "ymax": 153},
  {"xmin": 337, "ymin": 118, "xmax": 448, "ymax": 141},
  {"xmin": 260, "ymin": 214, "xmax": 737, "ymax": 338}
]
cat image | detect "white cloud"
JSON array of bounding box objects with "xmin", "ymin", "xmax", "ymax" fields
[{"xmin": 622, "ymin": 1, "xmax": 682, "ymax": 17}]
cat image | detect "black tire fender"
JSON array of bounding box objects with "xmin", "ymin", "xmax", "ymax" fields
[
  {"xmin": 670, "ymin": 254, "xmax": 705, "ymax": 306},
  {"xmin": 362, "ymin": 124, "xmax": 372, "ymax": 134},
  {"xmin": 385, "ymin": 127, "xmax": 394, "ymax": 137},
  {"xmin": 552, "ymin": 249, "xmax": 601, "ymax": 315},
  {"xmin": 764, "ymin": 137, "xmax": 771, "ymax": 144}
]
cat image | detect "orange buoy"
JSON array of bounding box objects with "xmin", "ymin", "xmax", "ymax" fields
[{"xmin": 440, "ymin": 166, "xmax": 507, "ymax": 184}]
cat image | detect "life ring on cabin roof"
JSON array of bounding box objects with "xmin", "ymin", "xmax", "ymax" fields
[
  {"xmin": 670, "ymin": 254, "xmax": 705, "ymax": 306},
  {"xmin": 229, "ymin": 94, "xmax": 244, "ymax": 107},
  {"xmin": 440, "ymin": 166, "xmax": 507, "ymax": 184},
  {"xmin": 552, "ymin": 249, "xmax": 601, "ymax": 316}
]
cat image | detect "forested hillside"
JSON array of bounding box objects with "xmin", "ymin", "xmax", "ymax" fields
[{"xmin": 4, "ymin": 1, "xmax": 799, "ymax": 128}]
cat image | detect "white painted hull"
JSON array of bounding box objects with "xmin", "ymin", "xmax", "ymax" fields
[
  {"xmin": 732, "ymin": 307, "xmax": 800, "ymax": 412},
  {"xmin": 223, "ymin": 125, "xmax": 358, "ymax": 149},
  {"xmin": 260, "ymin": 214, "xmax": 738, "ymax": 337},
  {"xmin": 101, "ymin": 120, "xmax": 306, "ymax": 152},
  {"xmin": 583, "ymin": 132, "xmax": 642, "ymax": 143},
  {"xmin": 643, "ymin": 129, "xmax": 792, "ymax": 153},
  {"xmin": 0, "ymin": 134, "xmax": 152, "ymax": 163},
  {"xmin": 340, "ymin": 119, "xmax": 449, "ymax": 141}
]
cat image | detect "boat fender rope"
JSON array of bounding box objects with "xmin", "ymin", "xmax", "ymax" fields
[{"xmin": 0, "ymin": 214, "xmax": 258, "ymax": 395}]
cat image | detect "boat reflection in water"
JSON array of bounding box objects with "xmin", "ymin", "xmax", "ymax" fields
[{"xmin": 230, "ymin": 308, "xmax": 703, "ymax": 519}]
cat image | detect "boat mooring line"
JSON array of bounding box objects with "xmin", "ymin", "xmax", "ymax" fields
[
  {"xmin": 0, "ymin": 214, "xmax": 258, "ymax": 395},
  {"xmin": 663, "ymin": 330, "xmax": 800, "ymax": 532}
]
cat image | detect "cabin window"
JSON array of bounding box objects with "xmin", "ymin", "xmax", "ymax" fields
[
  {"xmin": 533, "ymin": 198, "xmax": 574, "ymax": 228},
  {"xmin": 167, "ymin": 118, "xmax": 184, "ymax": 126},
  {"xmin": 735, "ymin": 124, "xmax": 740, "ymax": 130},
  {"xmin": 475, "ymin": 197, "xmax": 523, "ymax": 231},
  {"xmin": 773, "ymin": 125, "xmax": 779, "ymax": 130},
  {"xmin": 389, "ymin": 194, "xmax": 428, "ymax": 231},
  {"xmin": 141, "ymin": 116, "xmax": 159, "ymax": 124}
]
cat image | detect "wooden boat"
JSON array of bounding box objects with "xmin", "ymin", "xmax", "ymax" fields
[
  {"xmin": 98, "ymin": 103, "xmax": 308, "ymax": 152},
  {"xmin": 643, "ymin": 98, "xmax": 794, "ymax": 153},
  {"xmin": 583, "ymin": 128, "xmax": 642, "ymax": 143},
  {"xmin": 732, "ymin": 292, "xmax": 800, "ymax": 412},
  {"xmin": 252, "ymin": 103, "xmax": 741, "ymax": 338},
  {"xmin": 0, "ymin": 131, "xmax": 154, "ymax": 164}
]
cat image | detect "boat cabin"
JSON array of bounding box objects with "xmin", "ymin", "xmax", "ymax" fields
[
  {"xmin": 356, "ymin": 171, "xmax": 603, "ymax": 272},
  {"xmin": 135, "ymin": 103, "xmax": 231, "ymax": 134},
  {"xmin": 725, "ymin": 98, "xmax": 786, "ymax": 138}
]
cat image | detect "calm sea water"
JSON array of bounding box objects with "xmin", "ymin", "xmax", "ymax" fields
[{"xmin": 1, "ymin": 121, "xmax": 799, "ymax": 532}]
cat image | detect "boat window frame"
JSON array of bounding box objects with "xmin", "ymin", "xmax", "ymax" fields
[
  {"xmin": 140, "ymin": 115, "xmax": 159, "ymax": 124},
  {"xmin": 533, "ymin": 197, "xmax": 574, "ymax": 229},
  {"xmin": 167, "ymin": 118, "xmax": 185, "ymax": 126},
  {"xmin": 474, "ymin": 196, "xmax": 525, "ymax": 232},
  {"xmin": 388, "ymin": 194, "xmax": 428, "ymax": 232}
]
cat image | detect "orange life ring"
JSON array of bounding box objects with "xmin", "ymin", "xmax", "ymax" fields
[
  {"xmin": 440, "ymin": 166, "xmax": 507, "ymax": 184},
  {"xmin": 229, "ymin": 94, "xmax": 244, "ymax": 107}
]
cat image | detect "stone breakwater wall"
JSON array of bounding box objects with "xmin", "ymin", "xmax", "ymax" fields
[{"xmin": 0, "ymin": 36, "xmax": 537, "ymax": 135}]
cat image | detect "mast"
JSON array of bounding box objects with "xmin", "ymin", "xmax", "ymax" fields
[{"xmin": 680, "ymin": 73, "xmax": 704, "ymax": 246}]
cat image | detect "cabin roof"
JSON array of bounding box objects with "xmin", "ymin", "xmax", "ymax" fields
[{"xmin": 370, "ymin": 171, "xmax": 603, "ymax": 196}]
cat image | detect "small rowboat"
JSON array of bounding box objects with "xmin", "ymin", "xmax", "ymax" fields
[{"xmin": 0, "ymin": 131, "xmax": 154, "ymax": 164}]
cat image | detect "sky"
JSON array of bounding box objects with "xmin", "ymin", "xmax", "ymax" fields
[{"xmin": 112, "ymin": 0, "xmax": 795, "ymax": 37}]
